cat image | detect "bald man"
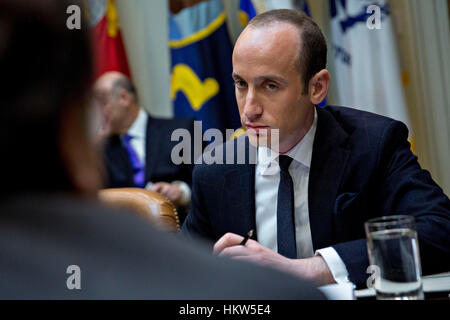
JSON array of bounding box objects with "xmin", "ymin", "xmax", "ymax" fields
[{"xmin": 94, "ymin": 72, "xmax": 195, "ymax": 222}]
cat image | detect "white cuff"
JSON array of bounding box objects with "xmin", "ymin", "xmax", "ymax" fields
[
  {"xmin": 171, "ymin": 181, "xmax": 191, "ymax": 206},
  {"xmin": 315, "ymin": 247, "xmax": 351, "ymax": 284}
]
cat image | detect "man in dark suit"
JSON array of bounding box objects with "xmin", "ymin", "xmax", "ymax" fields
[
  {"xmin": 0, "ymin": 0, "xmax": 325, "ymax": 300},
  {"xmin": 182, "ymin": 9, "xmax": 450, "ymax": 288},
  {"xmin": 94, "ymin": 72, "xmax": 194, "ymax": 223}
]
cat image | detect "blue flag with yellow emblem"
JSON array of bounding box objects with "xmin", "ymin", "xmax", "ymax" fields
[
  {"xmin": 239, "ymin": 0, "xmax": 257, "ymax": 27},
  {"xmin": 169, "ymin": 0, "xmax": 241, "ymax": 134}
]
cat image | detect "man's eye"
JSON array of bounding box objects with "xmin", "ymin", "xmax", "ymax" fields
[
  {"xmin": 266, "ymin": 83, "xmax": 278, "ymax": 90},
  {"xmin": 235, "ymin": 80, "xmax": 247, "ymax": 88}
]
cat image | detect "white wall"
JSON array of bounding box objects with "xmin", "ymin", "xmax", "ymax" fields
[{"xmin": 116, "ymin": 0, "xmax": 172, "ymax": 118}]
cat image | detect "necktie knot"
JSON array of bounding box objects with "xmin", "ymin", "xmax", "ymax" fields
[
  {"xmin": 123, "ymin": 134, "xmax": 133, "ymax": 143},
  {"xmin": 278, "ymin": 155, "xmax": 293, "ymax": 172}
]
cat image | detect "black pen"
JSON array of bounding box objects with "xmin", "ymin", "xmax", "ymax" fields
[{"xmin": 240, "ymin": 229, "xmax": 254, "ymax": 246}]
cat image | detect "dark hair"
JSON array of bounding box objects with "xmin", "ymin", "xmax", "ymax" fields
[
  {"xmin": 248, "ymin": 9, "xmax": 327, "ymax": 94},
  {"xmin": 0, "ymin": 0, "xmax": 93, "ymax": 195}
]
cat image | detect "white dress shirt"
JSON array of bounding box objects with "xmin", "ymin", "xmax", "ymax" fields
[
  {"xmin": 254, "ymin": 109, "xmax": 350, "ymax": 284},
  {"xmin": 127, "ymin": 109, "xmax": 191, "ymax": 205}
]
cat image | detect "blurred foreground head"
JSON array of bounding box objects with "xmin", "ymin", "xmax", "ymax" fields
[{"xmin": 0, "ymin": 0, "xmax": 101, "ymax": 196}]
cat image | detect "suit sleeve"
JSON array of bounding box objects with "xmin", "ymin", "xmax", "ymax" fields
[
  {"xmin": 179, "ymin": 118, "xmax": 196, "ymax": 187},
  {"xmin": 333, "ymin": 120, "xmax": 450, "ymax": 288},
  {"xmin": 181, "ymin": 165, "xmax": 215, "ymax": 243}
]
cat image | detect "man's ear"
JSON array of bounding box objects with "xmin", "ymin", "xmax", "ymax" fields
[
  {"xmin": 119, "ymin": 88, "xmax": 133, "ymax": 107},
  {"xmin": 308, "ymin": 69, "xmax": 330, "ymax": 105},
  {"xmin": 59, "ymin": 101, "xmax": 103, "ymax": 196}
]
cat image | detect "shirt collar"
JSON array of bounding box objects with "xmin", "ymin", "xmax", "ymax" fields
[
  {"xmin": 127, "ymin": 109, "xmax": 147, "ymax": 139},
  {"xmin": 258, "ymin": 108, "xmax": 318, "ymax": 174}
]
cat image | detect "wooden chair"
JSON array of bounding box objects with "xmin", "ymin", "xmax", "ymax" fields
[{"xmin": 98, "ymin": 188, "xmax": 180, "ymax": 232}]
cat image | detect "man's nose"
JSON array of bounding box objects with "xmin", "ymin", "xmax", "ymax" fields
[{"xmin": 243, "ymin": 88, "xmax": 263, "ymax": 122}]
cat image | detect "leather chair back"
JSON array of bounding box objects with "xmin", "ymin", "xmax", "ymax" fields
[{"xmin": 98, "ymin": 188, "xmax": 180, "ymax": 232}]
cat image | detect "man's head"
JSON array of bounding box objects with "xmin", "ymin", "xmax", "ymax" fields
[
  {"xmin": 93, "ymin": 72, "xmax": 139, "ymax": 136},
  {"xmin": 0, "ymin": 0, "xmax": 101, "ymax": 195},
  {"xmin": 232, "ymin": 9, "xmax": 329, "ymax": 153}
]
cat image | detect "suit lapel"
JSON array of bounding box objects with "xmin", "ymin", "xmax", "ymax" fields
[
  {"xmin": 308, "ymin": 106, "xmax": 350, "ymax": 250},
  {"xmin": 105, "ymin": 135, "xmax": 134, "ymax": 185},
  {"xmin": 145, "ymin": 116, "xmax": 163, "ymax": 182},
  {"xmin": 222, "ymin": 136, "xmax": 257, "ymax": 239}
]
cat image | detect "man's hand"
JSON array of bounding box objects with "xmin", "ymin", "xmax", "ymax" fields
[
  {"xmin": 213, "ymin": 232, "xmax": 336, "ymax": 286},
  {"xmin": 151, "ymin": 182, "xmax": 183, "ymax": 204}
]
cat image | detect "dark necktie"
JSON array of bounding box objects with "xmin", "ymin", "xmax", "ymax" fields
[
  {"xmin": 123, "ymin": 134, "xmax": 145, "ymax": 188},
  {"xmin": 277, "ymin": 155, "xmax": 297, "ymax": 259}
]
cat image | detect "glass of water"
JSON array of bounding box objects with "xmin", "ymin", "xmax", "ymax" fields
[{"xmin": 365, "ymin": 215, "xmax": 424, "ymax": 300}]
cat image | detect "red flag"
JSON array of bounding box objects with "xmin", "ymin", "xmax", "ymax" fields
[{"xmin": 87, "ymin": 0, "xmax": 131, "ymax": 79}]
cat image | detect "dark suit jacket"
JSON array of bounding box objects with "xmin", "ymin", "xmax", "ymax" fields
[
  {"xmin": 103, "ymin": 115, "xmax": 195, "ymax": 222},
  {"xmin": 182, "ymin": 105, "xmax": 450, "ymax": 288},
  {"xmin": 103, "ymin": 115, "xmax": 194, "ymax": 188},
  {"xmin": 0, "ymin": 194, "xmax": 325, "ymax": 299}
]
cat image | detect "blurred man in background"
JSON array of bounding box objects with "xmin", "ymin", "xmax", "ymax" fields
[
  {"xmin": 94, "ymin": 72, "xmax": 194, "ymax": 223},
  {"xmin": 0, "ymin": 0, "xmax": 325, "ymax": 299}
]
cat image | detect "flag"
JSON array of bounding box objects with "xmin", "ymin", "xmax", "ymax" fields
[
  {"xmin": 169, "ymin": 0, "xmax": 241, "ymax": 134},
  {"xmin": 239, "ymin": 0, "xmax": 257, "ymax": 27},
  {"xmin": 293, "ymin": 0, "xmax": 311, "ymax": 17},
  {"xmin": 329, "ymin": 0, "xmax": 412, "ymax": 136},
  {"xmin": 85, "ymin": 0, "xmax": 130, "ymax": 78}
]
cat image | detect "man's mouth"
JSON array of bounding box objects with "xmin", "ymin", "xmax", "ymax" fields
[{"xmin": 245, "ymin": 124, "xmax": 270, "ymax": 134}]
